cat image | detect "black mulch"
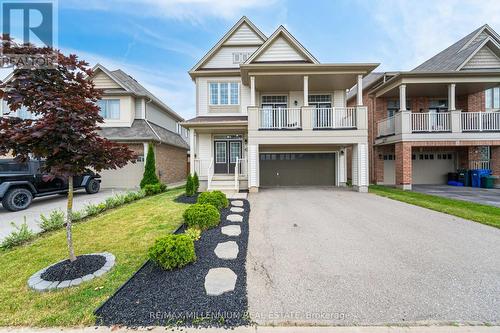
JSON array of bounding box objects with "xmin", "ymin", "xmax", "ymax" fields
[
  {"xmin": 41, "ymin": 254, "xmax": 106, "ymax": 282},
  {"xmin": 95, "ymin": 199, "xmax": 251, "ymax": 328},
  {"xmin": 174, "ymin": 192, "xmax": 200, "ymax": 204}
]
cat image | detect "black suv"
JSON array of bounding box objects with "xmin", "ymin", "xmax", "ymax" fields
[{"xmin": 0, "ymin": 159, "xmax": 101, "ymax": 212}]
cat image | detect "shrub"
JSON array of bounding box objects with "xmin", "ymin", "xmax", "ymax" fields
[
  {"xmin": 193, "ymin": 172, "xmax": 200, "ymax": 193},
  {"xmin": 185, "ymin": 174, "xmax": 195, "ymax": 196},
  {"xmin": 39, "ymin": 210, "xmax": 65, "ymax": 232},
  {"xmin": 1, "ymin": 220, "xmax": 35, "ymax": 249},
  {"xmin": 183, "ymin": 203, "xmax": 220, "ymax": 230},
  {"xmin": 84, "ymin": 202, "xmax": 107, "ymax": 217},
  {"xmin": 71, "ymin": 210, "xmax": 84, "ymax": 222},
  {"xmin": 148, "ymin": 234, "xmax": 196, "ymax": 270},
  {"xmin": 140, "ymin": 143, "xmax": 160, "ymax": 189},
  {"xmin": 197, "ymin": 190, "xmax": 228, "ymax": 210},
  {"xmin": 185, "ymin": 227, "xmax": 201, "ymax": 241},
  {"xmin": 144, "ymin": 183, "xmax": 167, "ymax": 196}
]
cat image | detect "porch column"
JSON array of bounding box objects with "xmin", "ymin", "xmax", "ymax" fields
[
  {"xmin": 352, "ymin": 143, "xmax": 369, "ymax": 192},
  {"xmin": 448, "ymin": 83, "xmax": 456, "ymax": 110},
  {"xmin": 395, "ymin": 142, "xmax": 412, "ymax": 190},
  {"xmin": 357, "ymin": 74, "xmax": 363, "ymax": 106},
  {"xmin": 337, "ymin": 149, "xmax": 347, "ymax": 186},
  {"xmin": 399, "ymin": 84, "xmax": 406, "ymax": 111},
  {"xmin": 248, "ymin": 143, "xmax": 259, "ymax": 192},
  {"xmin": 250, "ymin": 76, "xmax": 256, "ymax": 107},
  {"xmin": 303, "ymin": 75, "xmax": 309, "ymax": 106},
  {"xmin": 189, "ymin": 129, "xmax": 195, "ymax": 175}
]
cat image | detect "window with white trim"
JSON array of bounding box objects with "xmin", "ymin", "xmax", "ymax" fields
[
  {"xmin": 209, "ymin": 82, "xmax": 239, "ymax": 105},
  {"xmin": 232, "ymin": 52, "xmax": 252, "ymax": 64},
  {"xmin": 97, "ymin": 99, "xmax": 120, "ymax": 119},
  {"xmin": 485, "ymin": 87, "xmax": 500, "ymax": 110}
]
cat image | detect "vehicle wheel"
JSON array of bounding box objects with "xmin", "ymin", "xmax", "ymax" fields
[
  {"xmin": 2, "ymin": 188, "xmax": 33, "ymax": 212},
  {"xmin": 85, "ymin": 179, "xmax": 100, "ymax": 194}
]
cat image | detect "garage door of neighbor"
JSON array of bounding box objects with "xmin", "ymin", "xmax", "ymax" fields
[
  {"xmin": 260, "ymin": 153, "xmax": 335, "ymax": 187},
  {"xmin": 99, "ymin": 161, "xmax": 145, "ymax": 189},
  {"xmin": 412, "ymin": 152, "xmax": 456, "ymax": 185}
]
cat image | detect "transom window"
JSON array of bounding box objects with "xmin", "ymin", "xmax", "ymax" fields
[
  {"xmin": 261, "ymin": 95, "xmax": 287, "ymax": 108},
  {"xmin": 485, "ymin": 87, "xmax": 500, "ymax": 110},
  {"xmin": 309, "ymin": 95, "xmax": 331, "ymax": 108},
  {"xmin": 209, "ymin": 82, "xmax": 239, "ymax": 105},
  {"xmin": 97, "ymin": 99, "xmax": 120, "ymax": 119},
  {"xmin": 232, "ymin": 52, "xmax": 252, "ymax": 64}
]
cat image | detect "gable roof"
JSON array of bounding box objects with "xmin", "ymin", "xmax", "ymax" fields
[
  {"xmin": 245, "ymin": 26, "xmax": 319, "ymax": 64},
  {"xmin": 412, "ymin": 24, "xmax": 500, "ymax": 72},
  {"xmin": 189, "ymin": 16, "xmax": 266, "ymax": 73},
  {"xmin": 92, "ymin": 64, "xmax": 184, "ymax": 122}
]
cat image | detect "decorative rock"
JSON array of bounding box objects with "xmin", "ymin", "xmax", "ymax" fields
[
  {"xmin": 93, "ymin": 268, "xmax": 107, "ymax": 277},
  {"xmin": 221, "ymin": 225, "xmax": 241, "ymax": 237},
  {"xmin": 70, "ymin": 278, "xmax": 83, "ymax": 287},
  {"xmin": 32, "ymin": 280, "xmax": 52, "ymax": 291},
  {"xmin": 231, "ymin": 200, "xmax": 244, "ymax": 207},
  {"xmin": 230, "ymin": 207, "xmax": 244, "ymax": 213},
  {"xmin": 227, "ymin": 214, "xmax": 243, "ymax": 223},
  {"xmin": 57, "ymin": 280, "xmax": 71, "ymax": 289},
  {"xmin": 82, "ymin": 274, "xmax": 94, "ymax": 282},
  {"xmin": 214, "ymin": 241, "xmax": 239, "ymax": 260},
  {"xmin": 204, "ymin": 267, "xmax": 237, "ymax": 296}
]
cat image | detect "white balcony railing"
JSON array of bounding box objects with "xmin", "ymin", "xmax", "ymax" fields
[
  {"xmin": 259, "ymin": 108, "xmax": 301, "ymax": 129},
  {"xmin": 377, "ymin": 116, "xmax": 395, "ymax": 137},
  {"xmin": 193, "ymin": 159, "xmax": 211, "ymax": 177},
  {"xmin": 462, "ymin": 112, "xmax": 500, "ymax": 131},
  {"xmin": 411, "ymin": 112, "xmax": 451, "ymax": 132},
  {"xmin": 234, "ymin": 158, "xmax": 247, "ymax": 192},
  {"xmin": 470, "ymin": 160, "xmax": 491, "ymax": 170},
  {"xmin": 313, "ymin": 107, "xmax": 356, "ymax": 129}
]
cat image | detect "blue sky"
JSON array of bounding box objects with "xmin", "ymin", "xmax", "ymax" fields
[{"xmin": 23, "ymin": 0, "xmax": 500, "ymax": 119}]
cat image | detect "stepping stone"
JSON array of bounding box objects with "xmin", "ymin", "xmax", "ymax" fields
[
  {"xmin": 231, "ymin": 200, "xmax": 243, "ymax": 207},
  {"xmin": 204, "ymin": 268, "xmax": 237, "ymax": 296},
  {"xmin": 227, "ymin": 214, "xmax": 243, "ymax": 223},
  {"xmin": 221, "ymin": 225, "xmax": 241, "ymax": 237},
  {"xmin": 214, "ymin": 241, "xmax": 239, "ymax": 260},
  {"xmin": 230, "ymin": 207, "xmax": 244, "ymax": 213}
]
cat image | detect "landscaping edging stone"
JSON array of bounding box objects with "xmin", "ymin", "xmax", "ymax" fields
[{"xmin": 27, "ymin": 252, "xmax": 115, "ymax": 292}]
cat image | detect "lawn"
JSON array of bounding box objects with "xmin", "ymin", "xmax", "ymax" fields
[
  {"xmin": 369, "ymin": 185, "xmax": 500, "ymax": 229},
  {"xmin": 0, "ymin": 188, "xmax": 187, "ymax": 327}
]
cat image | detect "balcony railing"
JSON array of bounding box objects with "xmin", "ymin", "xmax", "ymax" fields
[
  {"xmin": 259, "ymin": 108, "xmax": 301, "ymax": 130},
  {"xmin": 377, "ymin": 116, "xmax": 395, "ymax": 137},
  {"xmin": 462, "ymin": 112, "xmax": 500, "ymax": 131},
  {"xmin": 470, "ymin": 160, "xmax": 491, "ymax": 170},
  {"xmin": 312, "ymin": 107, "xmax": 356, "ymax": 129},
  {"xmin": 411, "ymin": 112, "xmax": 451, "ymax": 132}
]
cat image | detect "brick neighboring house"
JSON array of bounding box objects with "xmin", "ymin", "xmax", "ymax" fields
[{"xmin": 348, "ymin": 24, "xmax": 500, "ymax": 189}]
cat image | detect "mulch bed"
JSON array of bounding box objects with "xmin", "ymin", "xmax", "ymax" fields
[
  {"xmin": 41, "ymin": 255, "xmax": 106, "ymax": 282},
  {"xmin": 174, "ymin": 193, "xmax": 200, "ymax": 204},
  {"xmin": 95, "ymin": 199, "xmax": 251, "ymax": 328}
]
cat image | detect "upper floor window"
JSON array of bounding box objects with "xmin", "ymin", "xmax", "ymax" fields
[
  {"xmin": 387, "ymin": 99, "xmax": 410, "ymax": 117},
  {"xmin": 97, "ymin": 99, "xmax": 120, "ymax": 119},
  {"xmin": 429, "ymin": 99, "xmax": 448, "ymax": 113},
  {"xmin": 209, "ymin": 82, "xmax": 239, "ymax": 105},
  {"xmin": 1, "ymin": 100, "xmax": 34, "ymax": 120},
  {"xmin": 232, "ymin": 52, "xmax": 252, "ymax": 64},
  {"xmin": 309, "ymin": 95, "xmax": 332, "ymax": 108},
  {"xmin": 485, "ymin": 87, "xmax": 500, "ymax": 110},
  {"xmin": 261, "ymin": 95, "xmax": 287, "ymax": 109}
]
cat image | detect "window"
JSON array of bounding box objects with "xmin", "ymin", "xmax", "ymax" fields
[
  {"xmin": 261, "ymin": 95, "xmax": 287, "ymax": 108},
  {"xmin": 232, "ymin": 52, "xmax": 252, "ymax": 64},
  {"xmin": 429, "ymin": 99, "xmax": 448, "ymax": 112},
  {"xmin": 387, "ymin": 99, "xmax": 410, "ymax": 117},
  {"xmin": 97, "ymin": 99, "xmax": 120, "ymax": 119},
  {"xmin": 209, "ymin": 82, "xmax": 239, "ymax": 105},
  {"xmin": 485, "ymin": 87, "xmax": 500, "ymax": 110},
  {"xmin": 309, "ymin": 95, "xmax": 332, "ymax": 108},
  {"xmin": 215, "ymin": 142, "xmax": 226, "ymax": 163}
]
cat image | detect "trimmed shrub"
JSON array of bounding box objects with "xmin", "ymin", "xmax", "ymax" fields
[
  {"xmin": 197, "ymin": 190, "xmax": 228, "ymax": 210},
  {"xmin": 140, "ymin": 143, "xmax": 160, "ymax": 189},
  {"xmin": 185, "ymin": 227, "xmax": 201, "ymax": 241},
  {"xmin": 39, "ymin": 210, "xmax": 65, "ymax": 232},
  {"xmin": 148, "ymin": 234, "xmax": 196, "ymax": 270},
  {"xmin": 1, "ymin": 221, "xmax": 35, "ymax": 249},
  {"xmin": 71, "ymin": 210, "xmax": 84, "ymax": 222},
  {"xmin": 185, "ymin": 174, "xmax": 195, "ymax": 197},
  {"xmin": 193, "ymin": 172, "xmax": 200, "ymax": 193},
  {"xmin": 84, "ymin": 202, "xmax": 107, "ymax": 217},
  {"xmin": 183, "ymin": 203, "xmax": 220, "ymax": 230},
  {"xmin": 144, "ymin": 183, "xmax": 167, "ymax": 196}
]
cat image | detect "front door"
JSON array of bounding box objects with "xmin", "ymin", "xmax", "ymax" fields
[{"xmin": 214, "ymin": 140, "xmax": 242, "ymax": 174}]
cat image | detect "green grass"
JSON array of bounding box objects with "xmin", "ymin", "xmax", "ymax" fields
[
  {"xmin": 0, "ymin": 188, "xmax": 187, "ymax": 327},
  {"xmin": 369, "ymin": 185, "xmax": 500, "ymax": 229}
]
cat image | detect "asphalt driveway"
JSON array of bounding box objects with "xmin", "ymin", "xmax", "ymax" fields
[
  {"xmin": 247, "ymin": 188, "xmax": 500, "ymax": 326},
  {"xmin": 413, "ymin": 185, "xmax": 500, "ymax": 207},
  {"xmin": 0, "ymin": 189, "xmax": 127, "ymax": 241}
]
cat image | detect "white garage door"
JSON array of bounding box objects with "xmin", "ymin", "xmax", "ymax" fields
[
  {"xmin": 99, "ymin": 161, "xmax": 144, "ymax": 189},
  {"xmin": 412, "ymin": 152, "xmax": 456, "ymax": 185},
  {"xmin": 383, "ymin": 159, "xmax": 396, "ymax": 185}
]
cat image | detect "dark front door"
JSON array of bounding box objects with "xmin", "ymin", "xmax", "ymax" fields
[{"xmin": 214, "ymin": 140, "xmax": 242, "ymax": 174}]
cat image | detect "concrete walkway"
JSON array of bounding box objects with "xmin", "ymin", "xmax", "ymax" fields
[
  {"xmin": 413, "ymin": 184, "xmax": 500, "ymax": 207},
  {"xmin": 247, "ymin": 188, "xmax": 500, "ymax": 326}
]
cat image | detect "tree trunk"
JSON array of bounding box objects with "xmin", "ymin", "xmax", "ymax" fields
[{"xmin": 66, "ymin": 175, "xmax": 76, "ymax": 262}]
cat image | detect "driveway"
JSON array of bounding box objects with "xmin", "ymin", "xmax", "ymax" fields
[
  {"xmin": 247, "ymin": 188, "xmax": 500, "ymax": 326},
  {"xmin": 0, "ymin": 188, "xmax": 128, "ymax": 241},
  {"xmin": 413, "ymin": 185, "xmax": 500, "ymax": 207}
]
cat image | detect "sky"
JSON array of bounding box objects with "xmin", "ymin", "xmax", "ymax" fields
[{"xmin": 8, "ymin": 0, "xmax": 500, "ymax": 119}]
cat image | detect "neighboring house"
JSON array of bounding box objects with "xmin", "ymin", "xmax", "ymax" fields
[
  {"xmin": 182, "ymin": 17, "xmax": 378, "ymax": 192},
  {"xmin": 91, "ymin": 64, "xmax": 189, "ymax": 188},
  {"xmin": 348, "ymin": 24, "xmax": 500, "ymax": 189}
]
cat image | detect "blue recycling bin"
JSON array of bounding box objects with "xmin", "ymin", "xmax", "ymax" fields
[{"xmin": 471, "ymin": 169, "xmax": 491, "ymax": 188}]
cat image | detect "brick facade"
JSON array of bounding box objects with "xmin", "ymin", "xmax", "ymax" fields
[
  {"xmin": 395, "ymin": 142, "xmax": 412, "ymax": 188},
  {"xmin": 155, "ymin": 143, "xmax": 187, "ymax": 185}
]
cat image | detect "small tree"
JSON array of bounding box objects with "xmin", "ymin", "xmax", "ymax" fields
[
  {"xmin": 0, "ymin": 40, "xmax": 135, "ymax": 261},
  {"xmin": 185, "ymin": 174, "xmax": 195, "ymax": 196},
  {"xmin": 193, "ymin": 172, "xmax": 200, "ymax": 193},
  {"xmin": 140, "ymin": 143, "xmax": 160, "ymax": 189}
]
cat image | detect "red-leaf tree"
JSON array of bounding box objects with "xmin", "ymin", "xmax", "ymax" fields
[{"xmin": 0, "ymin": 40, "xmax": 135, "ymax": 261}]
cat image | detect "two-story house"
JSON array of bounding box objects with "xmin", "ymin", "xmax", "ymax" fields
[
  {"xmin": 348, "ymin": 24, "xmax": 500, "ymax": 189},
  {"xmin": 182, "ymin": 17, "xmax": 378, "ymax": 193}
]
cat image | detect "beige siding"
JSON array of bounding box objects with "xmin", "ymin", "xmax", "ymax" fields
[
  {"xmin": 203, "ymin": 46, "xmax": 258, "ymax": 69},
  {"xmin": 333, "ymin": 90, "xmax": 346, "ymax": 107},
  {"xmin": 135, "ymin": 97, "xmax": 144, "ymax": 119},
  {"xmin": 100, "ymin": 95, "xmax": 135, "ymax": 128},
  {"xmin": 224, "ymin": 22, "xmax": 263, "ymax": 45},
  {"xmin": 254, "ymin": 36, "xmax": 306, "ymax": 62},
  {"xmin": 196, "ymin": 77, "xmax": 243, "ymax": 115},
  {"xmin": 197, "ymin": 133, "xmax": 212, "ymax": 162},
  {"xmin": 146, "ymin": 102, "xmax": 177, "ymax": 132},
  {"xmin": 463, "ymin": 46, "xmax": 500, "ymax": 69},
  {"xmin": 93, "ymin": 71, "xmax": 121, "ymax": 89}
]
